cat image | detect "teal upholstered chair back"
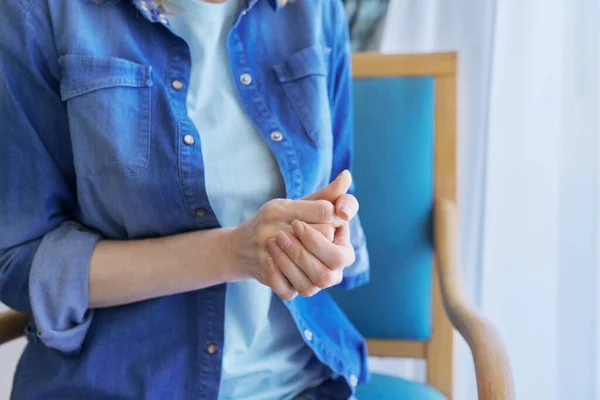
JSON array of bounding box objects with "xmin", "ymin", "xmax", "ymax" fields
[{"xmin": 330, "ymin": 53, "xmax": 458, "ymax": 398}]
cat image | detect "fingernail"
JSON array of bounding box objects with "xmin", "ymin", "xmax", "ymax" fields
[
  {"xmin": 341, "ymin": 170, "xmax": 352, "ymax": 185},
  {"xmin": 276, "ymin": 231, "xmax": 292, "ymax": 249},
  {"xmin": 291, "ymin": 220, "xmax": 304, "ymax": 235},
  {"xmin": 338, "ymin": 202, "xmax": 352, "ymax": 219}
]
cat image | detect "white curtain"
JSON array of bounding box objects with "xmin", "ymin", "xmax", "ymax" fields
[
  {"xmin": 0, "ymin": 306, "xmax": 24, "ymax": 399},
  {"xmin": 377, "ymin": 0, "xmax": 600, "ymax": 399}
]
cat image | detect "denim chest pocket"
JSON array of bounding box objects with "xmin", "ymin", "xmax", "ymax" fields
[
  {"xmin": 274, "ymin": 45, "xmax": 333, "ymax": 147},
  {"xmin": 59, "ymin": 55, "xmax": 153, "ymax": 177}
]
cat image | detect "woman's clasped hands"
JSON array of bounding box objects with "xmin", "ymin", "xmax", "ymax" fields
[{"xmin": 229, "ymin": 170, "xmax": 359, "ymax": 300}]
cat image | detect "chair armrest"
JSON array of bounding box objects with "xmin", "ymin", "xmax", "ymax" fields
[
  {"xmin": 0, "ymin": 310, "xmax": 28, "ymax": 345},
  {"xmin": 434, "ymin": 200, "xmax": 515, "ymax": 400}
]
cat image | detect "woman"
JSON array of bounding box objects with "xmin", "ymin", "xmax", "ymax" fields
[{"xmin": 0, "ymin": 0, "xmax": 370, "ymax": 399}]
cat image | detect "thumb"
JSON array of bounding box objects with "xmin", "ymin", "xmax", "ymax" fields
[{"xmin": 303, "ymin": 170, "xmax": 352, "ymax": 202}]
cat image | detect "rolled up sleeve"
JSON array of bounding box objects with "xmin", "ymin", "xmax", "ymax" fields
[
  {"xmin": 0, "ymin": 3, "xmax": 100, "ymax": 353},
  {"xmin": 29, "ymin": 222, "xmax": 102, "ymax": 353}
]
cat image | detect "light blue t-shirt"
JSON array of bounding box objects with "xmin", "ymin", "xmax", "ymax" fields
[{"xmin": 167, "ymin": 1, "xmax": 331, "ymax": 399}]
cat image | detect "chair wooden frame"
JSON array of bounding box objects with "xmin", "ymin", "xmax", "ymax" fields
[
  {"xmin": 353, "ymin": 52, "xmax": 514, "ymax": 399},
  {"xmin": 0, "ymin": 52, "xmax": 514, "ymax": 400},
  {"xmin": 0, "ymin": 310, "xmax": 28, "ymax": 346}
]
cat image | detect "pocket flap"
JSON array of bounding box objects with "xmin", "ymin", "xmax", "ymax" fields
[
  {"xmin": 58, "ymin": 55, "xmax": 153, "ymax": 101},
  {"xmin": 273, "ymin": 45, "xmax": 331, "ymax": 83}
]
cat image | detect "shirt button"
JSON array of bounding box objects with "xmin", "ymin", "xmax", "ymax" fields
[
  {"xmin": 270, "ymin": 131, "xmax": 283, "ymax": 142},
  {"xmin": 171, "ymin": 80, "xmax": 184, "ymax": 90},
  {"xmin": 206, "ymin": 343, "xmax": 218, "ymax": 355},
  {"xmin": 240, "ymin": 73, "xmax": 252, "ymax": 85},
  {"xmin": 350, "ymin": 374, "xmax": 358, "ymax": 387},
  {"xmin": 195, "ymin": 208, "xmax": 207, "ymax": 217},
  {"xmin": 183, "ymin": 135, "xmax": 195, "ymax": 145},
  {"xmin": 303, "ymin": 329, "xmax": 313, "ymax": 341}
]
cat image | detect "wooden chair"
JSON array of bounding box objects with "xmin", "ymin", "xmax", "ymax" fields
[
  {"xmin": 329, "ymin": 52, "xmax": 514, "ymax": 399},
  {"xmin": 0, "ymin": 52, "xmax": 513, "ymax": 399},
  {"xmin": 0, "ymin": 310, "xmax": 28, "ymax": 346}
]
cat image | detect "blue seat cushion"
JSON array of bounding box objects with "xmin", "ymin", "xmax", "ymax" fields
[{"xmin": 356, "ymin": 373, "xmax": 447, "ymax": 400}]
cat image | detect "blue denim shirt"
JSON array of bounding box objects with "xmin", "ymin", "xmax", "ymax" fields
[{"xmin": 0, "ymin": 0, "xmax": 370, "ymax": 398}]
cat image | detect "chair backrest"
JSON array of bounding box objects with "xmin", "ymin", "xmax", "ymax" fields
[{"xmin": 329, "ymin": 52, "xmax": 457, "ymax": 398}]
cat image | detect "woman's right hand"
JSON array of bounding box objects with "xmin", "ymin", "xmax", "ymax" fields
[{"xmin": 227, "ymin": 198, "xmax": 342, "ymax": 300}]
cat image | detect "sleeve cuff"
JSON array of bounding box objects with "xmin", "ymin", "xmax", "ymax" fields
[
  {"xmin": 340, "ymin": 215, "xmax": 370, "ymax": 290},
  {"xmin": 29, "ymin": 221, "xmax": 102, "ymax": 354}
]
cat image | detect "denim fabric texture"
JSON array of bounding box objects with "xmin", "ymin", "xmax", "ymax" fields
[{"xmin": 0, "ymin": 0, "xmax": 370, "ymax": 399}]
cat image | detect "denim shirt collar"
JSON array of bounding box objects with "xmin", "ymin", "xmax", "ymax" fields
[{"xmin": 129, "ymin": 0, "xmax": 281, "ymax": 24}]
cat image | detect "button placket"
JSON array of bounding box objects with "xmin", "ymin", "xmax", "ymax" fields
[
  {"xmin": 171, "ymin": 80, "xmax": 184, "ymax": 90},
  {"xmin": 183, "ymin": 135, "xmax": 195, "ymax": 145},
  {"xmin": 229, "ymin": 31, "xmax": 302, "ymax": 197},
  {"xmin": 167, "ymin": 43, "xmax": 216, "ymax": 225},
  {"xmin": 270, "ymin": 130, "xmax": 283, "ymax": 142},
  {"xmin": 206, "ymin": 343, "xmax": 218, "ymax": 355},
  {"xmin": 303, "ymin": 329, "xmax": 313, "ymax": 342},
  {"xmin": 239, "ymin": 73, "xmax": 252, "ymax": 85}
]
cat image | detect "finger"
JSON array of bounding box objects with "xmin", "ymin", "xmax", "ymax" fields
[
  {"xmin": 333, "ymin": 220, "xmax": 352, "ymax": 247},
  {"xmin": 335, "ymin": 194, "xmax": 359, "ymax": 221},
  {"xmin": 285, "ymin": 199, "xmax": 344, "ymax": 225},
  {"xmin": 308, "ymin": 223, "xmax": 335, "ymax": 242},
  {"xmin": 267, "ymin": 237, "xmax": 320, "ymax": 297},
  {"xmin": 265, "ymin": 257, "xmax": 298, "ymax": 301},
  {"xmin": 302, "ymin": 170, "xmax": 352, "ymax": 202},
  {"xmin": 274, "ymin": 231, "xmax": 341, "ymax": 289},
  {"xmin": 291, "ymin": 220, "xmax": 354, "ymax": 270},
  {"xmin": 266, "ymin": 223, "xmax": 333, "ymax": 243}
]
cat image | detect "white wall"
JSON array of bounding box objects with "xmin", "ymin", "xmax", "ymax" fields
[
  {"xmin": 0, "ymin": 305, "xmax": 25, "ymax": 400},
  {"xmin": 0, "ymin": 340, "xmax": 25, "ymax": 400}
]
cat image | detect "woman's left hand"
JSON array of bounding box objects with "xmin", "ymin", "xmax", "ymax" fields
[
  {"xmin": 267, "ymin": 218, "xmax": 355, "ymax": 297},
  {"xmin": 267, "ymin": 171, "xmax": 359, "ymax": 298}
]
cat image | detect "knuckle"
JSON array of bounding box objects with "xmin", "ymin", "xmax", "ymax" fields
[
  {"xmin": 333, "ymin": 271, "xmax": 343, "ymax": 285},
  {"xmin": 279, "ymin": 289, "xmax": 298, "ymax": 301},
  {"xmin": 275, "ymin": 198, "xmax": 292, "ymax": 208},
  {"xmin": 269, "ymin": 278, "xmax": 297, "ymax": 301},
  {"xmin": 256, "ymin": 227, "xmax": 271, "ymax": 246},
  {"xmin": 316, "ymin": 200, "xmax": 334, "ymax": 221},
  {"xmin": 330, "ymin": 252, "xmax": 346, "ymax": 269},
  {"xmin": 316, "ymin": 269, "xmax": 335, "ymax": 288},
  {"xmin": 298, "ymin": 284, "xmax": 319, "ymax": 298},
  {"xmin": 261, "ymin": 201, "xmax": 282, "ymax": 221},
  {"xmin": 347, "ymin": 250, "xmax": 356, "ymax": 266},
  {"xmin": 290, "ymin": 246, "xmax": 306, "ymax": 266},
  {"xmin": 260, "ymin": 206, "xmax": 275, "ymax": 222}
]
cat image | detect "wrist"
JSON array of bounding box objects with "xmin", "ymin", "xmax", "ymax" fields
[{"xmin": 220, "ymin": 227, "xmax": 245, "ymax": 282}]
